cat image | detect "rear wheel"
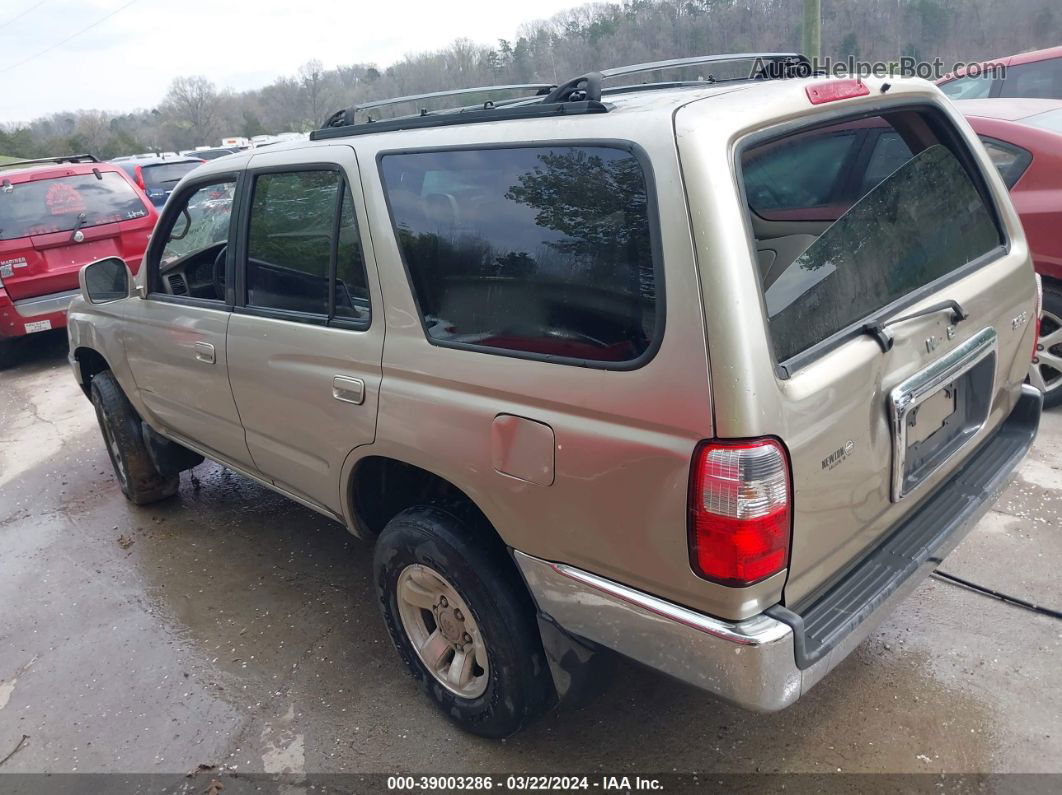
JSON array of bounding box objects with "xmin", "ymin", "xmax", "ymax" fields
[
  {"xmin": 373, "ymin": 506, "xmax": 554, "ymax": 738},
  {"xmin": 90, "ymin": 371, "xmax": 179, "ymax": 504},
  {"xmin": 1031, "ymin": 284, "xmax": 1062, "ymax": 409}
]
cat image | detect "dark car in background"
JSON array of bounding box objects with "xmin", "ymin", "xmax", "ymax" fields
[
  {"xmin": 956, "ymin": 98, "xmax": 1062, "ymax": 406},
  {"xmin": 0, "ymin": 154, "xmax": 157, "ymax": 366},
  {"xmin": 116, "ymin": 157, "xmax": 204, "ymax": 207},
  {"xmin": 939, "ymin": 46, "xmax": 1062, "ymax": 101}
]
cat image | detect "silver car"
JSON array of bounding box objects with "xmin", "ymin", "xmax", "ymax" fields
[{"xmin": 67, "ymin": 54, "xmax": 1042, "ymax": 737}]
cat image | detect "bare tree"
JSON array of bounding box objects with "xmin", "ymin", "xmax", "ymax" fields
[
  {"xmin": 299, "ymin": 60, "xmax": 327, "ymax": 129},
  {"xmin": 161, "ymin": 76, "xmax": 221, "ymax": 146}
]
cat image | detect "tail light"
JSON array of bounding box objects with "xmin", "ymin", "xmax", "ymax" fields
[
  {"xmin": 1033, "ymin": 273, "xmax": 1043, "ymax": 363},
  {"xmin": 133, "ymin": 165, "xmax": 145, "ymax": 190},
  {"xmin": 688, "ymin": 438, "xmax": 791, "ymax": 586},
  {"xmin": 806, "ymin": 79, "xmax": 870, "ymax": 105}
]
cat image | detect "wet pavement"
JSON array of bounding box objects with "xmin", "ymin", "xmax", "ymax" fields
[{"xmin": 0, "ymin": 330, "xmax": 1059, "ymax": 777}]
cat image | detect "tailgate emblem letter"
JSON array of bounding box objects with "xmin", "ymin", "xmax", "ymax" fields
[{"xmin": 925, "ymin": 335, "xmax": 940, "ymax": 353}]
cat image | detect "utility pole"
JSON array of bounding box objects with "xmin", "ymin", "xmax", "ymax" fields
[{"xmin": 802, "ymin": 0, "xmax": 822, "ymax": 63}]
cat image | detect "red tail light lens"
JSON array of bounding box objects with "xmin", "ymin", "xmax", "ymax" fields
[
  {"xmin": 134, "ymin": 165, "xmax": 145, "ymax": 190},
  {"xmin": 688, "ymin": 438, "xmax": 791, "ymax": 586},
  {"xmin": 806, "ymin": 79, "xmax": 870, "ymax": 105}
]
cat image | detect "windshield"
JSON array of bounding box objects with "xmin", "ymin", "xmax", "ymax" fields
[{"xmin": 0, "ymin": 171, "xmax": 149, "ymax": 241}]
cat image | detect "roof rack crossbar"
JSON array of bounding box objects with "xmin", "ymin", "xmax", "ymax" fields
[
  {"xmin": 322, "ymin": 83, "xmax": 555, "ymax": 129},
  {"xmin": 1, "ymin": 154, "xmax": 99, "ymax": 169}
]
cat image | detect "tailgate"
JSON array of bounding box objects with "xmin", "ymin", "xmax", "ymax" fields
[
  {"xmin": 678, "ymin": 85, "xmax": 1037, "ymax": 608},
  {"xmin": 0, "ymin": 169, "xmax": 152, "ymax": 300}
]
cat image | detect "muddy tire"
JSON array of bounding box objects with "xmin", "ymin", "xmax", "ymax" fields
[
  {"xmin": 374, "ymin": 505, "xmax": 554, "ymax": 738},
  {"xmin": 90, "ymin": 371, "xmax": 179, "ymax": 505},
  {"xmin": 1033, "ymin": 283, "xmax": 1062, "ymax": 409}
]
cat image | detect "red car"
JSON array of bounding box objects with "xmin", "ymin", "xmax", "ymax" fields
[
  {"xmin": 956, "ymin": 99, "xmax": 1062, "ymax": 406},
  {"xmin": 0, "ymin": 154, "xmax": 157, "ymax": 367},
  {"xmin": 939, "ymin": 45, "xmax": 1062, "ymax": 101}
]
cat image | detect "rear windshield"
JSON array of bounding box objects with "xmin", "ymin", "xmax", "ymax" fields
[
  {"xmin": 142, "ymin": 162, "xmax": 201, "ymax": 187},
  {"xmin": 740, "ymin": 109, "xmax": 1003, "ymax": 363},
  {"xmin": 0, "ymin": 171, "xmax": 149, "ymax": 241}
]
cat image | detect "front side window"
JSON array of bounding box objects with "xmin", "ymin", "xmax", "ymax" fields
[
  {"xmin": 380, "ymin": 145, "xmax": 658, "ymax": 365},
  {"xmin": 0, "ymin": 172, "xmax": 149, "ymax": 241},
  {"xmin": 244, "ymin": 169, "xmax": 370, "ymax": 324},
  {"xmin": 741, "ymin": 110, "xmax": 1003, "ymax": 363},
  {"xmin": 156, "ymin": 178, "xmax": 236, "ymax": 302}
]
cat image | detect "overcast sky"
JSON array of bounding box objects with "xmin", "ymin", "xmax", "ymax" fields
[{"xmin": 0, "ymin": 0, "xmax": 577, "ymax": 124}]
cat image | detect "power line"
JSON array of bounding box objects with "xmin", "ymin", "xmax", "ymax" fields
[
  {"xmin": 0, "ymin": 0, "xmax": 49, "ymax": 30},
  {"xmin": 0, "ymin": 0, "xmax": 142, "ymax": 75}
]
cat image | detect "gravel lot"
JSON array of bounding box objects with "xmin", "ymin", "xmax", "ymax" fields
[{"xmin": 0, "ymin": 331, "xmax": 1059, "ymax": 781}]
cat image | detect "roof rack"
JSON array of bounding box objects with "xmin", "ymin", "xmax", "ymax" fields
[
  {"xmin": 312, "ymin": 52, "xmax": 809, "ymax": 140},
  {"xmin": 0, "ymin": 154, "xmax": 100, "ymax": 170},
  {"xmin": 320, "ymin": 83, "xmax": 555, "ymax": 129}
]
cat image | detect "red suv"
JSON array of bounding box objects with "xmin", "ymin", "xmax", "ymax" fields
[{"xmin": 0, "ymin": 155, "xmax": 157, "ymax": 366}]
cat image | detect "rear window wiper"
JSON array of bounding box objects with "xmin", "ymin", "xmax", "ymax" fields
[
  {"xmin": 863, "ymin": 300, "xmax": 968, "ymax": 352},
  {"xmin": 69, "ymin": 212, "xmax": 88, "ymax": 242}
]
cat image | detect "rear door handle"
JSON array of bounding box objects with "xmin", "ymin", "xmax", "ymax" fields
[
  {"xmin": 194, "ymin": 341, "xmax": 216, "ymax": 364},
  {"xmin": 332, "ymin": 375, "xmax": 365, "ymax": 405}
]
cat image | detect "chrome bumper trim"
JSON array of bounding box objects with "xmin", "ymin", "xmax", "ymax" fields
[
  {"xmin": 514, "ymin": 551, "xmax": 802, "ymax": 711},
  {"xmin": 13, "ymin": 289, "xmax": 80, "ymax": 318}
]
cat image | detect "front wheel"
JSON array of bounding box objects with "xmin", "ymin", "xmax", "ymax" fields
[
  {"xmin": 373, "ymin": 506, "xmax": 554, "ymax": 738},
  {"xmin": 90, "ymin": 371, "xmax": 179, "ymax": 504},
  {"xmin": 1031, "ymin": 283, "xmax": 1062, "ymax": 409}
]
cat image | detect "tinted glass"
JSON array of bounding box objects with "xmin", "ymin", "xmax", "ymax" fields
[
  {"xmin": 860, "ymin": 131, "xmax": 914, "ymax": 196},
  {"xmin": 142, "ymin": 161, "xmax": 202, "ymax": 188},
  {"xmin": 741, "ymin": 112, "xmax": 1002, "ymax": 362},
  {"xmin": 1000, "ymin": 59, "xmax": 1062, "ymax": 100},
  {"xmin": 381, "ymin": 146, "xmax": 657, "ymax": 364},
  {"xmin": 246, "ymin": 170, "xmax": 339, "ymax": 316},
  {"xmin": 0, "ymin": 172, "xmax": 148, "ymax": 241},
  {"xmin": 938, "ymin": 75, "xmax": 994, "ymax": 100},
  {"xmin": 743, "ymin": 131, "xmax": 858, "ymax": 214},
  {"xmin": 333, "ymin": 187, "xmax": 370, "ymax": 322},
  {"xmin": 161, "ymin": 180, "xmax": 235, "ymax": 266}
]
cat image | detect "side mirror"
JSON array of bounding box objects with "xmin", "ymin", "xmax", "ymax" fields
[{"xmin": 79, "ymin": 257, "xmax": 132, "ymax": 304}]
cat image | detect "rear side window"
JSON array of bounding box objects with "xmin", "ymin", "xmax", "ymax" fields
[
  {"xmin": 245, "ymin": 169, "xmax": 370, "ymax": 325},
  {"xmin": 380, "ymin": 145, "xmax": 658, "ymax": 365},
  {"xmin": 1000, "ymin": 59, "xmax": 1062, "ymax": 100},
  {"xmin": 740, "ymin": 109, "xmax": 1003, "ymax": 363},
  {"xmin": 0, "ymin": 172, "xmax": 149, "ymax": 241}
]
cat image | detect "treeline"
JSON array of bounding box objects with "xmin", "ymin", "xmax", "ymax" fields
[{"xmin": 2, "ymin": 0, "xmax": 1058, "ymax": 159}]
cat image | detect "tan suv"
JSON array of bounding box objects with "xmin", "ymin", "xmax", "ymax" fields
[{"xmin": 67, "ymin": 54, "xmax": 1043, "ymax": 738}]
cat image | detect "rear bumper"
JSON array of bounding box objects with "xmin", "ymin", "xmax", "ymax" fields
[
  {"xmin": 515, "ymin": 385, "xmax": 1042, "ymax": 712},
  {"xmin": 0, "ymin": 288, "xmax": 78, "ymax": 339}
]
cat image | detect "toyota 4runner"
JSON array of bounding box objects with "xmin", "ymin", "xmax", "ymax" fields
[{"xmin": 66, "ymin": 54, "xmax": 1043, "ymax": 738}]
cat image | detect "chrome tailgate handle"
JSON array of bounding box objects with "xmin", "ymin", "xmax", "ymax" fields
[
  {"xmin": 193, "ymin": 341, "xmax": 216, "ymax": 364},
  {"xmin": 332, "ymin": 375, "xmax": 365, "ymax": 405}
]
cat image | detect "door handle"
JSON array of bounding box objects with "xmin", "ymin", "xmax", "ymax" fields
[
  {"xmin": 332, "ymin": 375, "xmax": 365, "ymax": 405},
  {"xmin": 194, "ymin": 341, "xmax": 216, "ymax": 364}
]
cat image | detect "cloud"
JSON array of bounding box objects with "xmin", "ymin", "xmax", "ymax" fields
[{"xmin": 0, "ymin": 0, "xmax": 576, "ymax": 123}]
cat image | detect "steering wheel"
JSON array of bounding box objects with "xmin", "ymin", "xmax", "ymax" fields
[{"xmin": 212, "ymin": 244, "xmax": 228, "ymax": 300}]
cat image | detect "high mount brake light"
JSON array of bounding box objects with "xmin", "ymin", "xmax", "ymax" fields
[
  {"xmin": 806, "ymin": 79, "xmax": 870, "ymax": 105},
  {"xmin": 688, "ymin": 438, "xmax": 792, "ymax": 586},
  {"xmin": 134, "ymin": 165, "xmax": 145, "ymax": 190}
]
